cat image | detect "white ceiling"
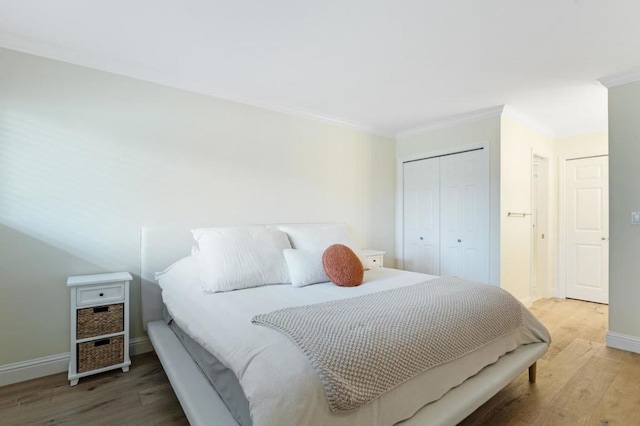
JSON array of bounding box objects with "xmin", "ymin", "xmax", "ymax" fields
[{"xmin": 1, "ymin": 0, "xmax": 638, "ymax": 137}]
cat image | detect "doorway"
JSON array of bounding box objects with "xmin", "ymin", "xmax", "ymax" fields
[
  {"xmin": 564, "ymin": 155, "xmax": 609, "ymax": 304},
  {"xmin": 531, "ymin": 155, "xmax": 549, "ymax": 300}
]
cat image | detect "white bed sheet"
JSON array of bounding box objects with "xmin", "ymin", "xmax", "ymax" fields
[{"xmin": 161, "ymin": 259, "xmax": 549, "ymax": 426}]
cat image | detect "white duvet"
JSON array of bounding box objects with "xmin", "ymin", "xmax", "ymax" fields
[{"xmin": 160, "ymin": 258, "xmax": 549, "ymax": 426}]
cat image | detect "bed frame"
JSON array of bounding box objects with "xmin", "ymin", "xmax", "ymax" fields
[{"xmin": 140, "ymin": 226, "xmax": 547, "ymax": 426}]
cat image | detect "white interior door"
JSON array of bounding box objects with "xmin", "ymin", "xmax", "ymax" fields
[
  {"xmin": 565, "ymin": 156, "xmax": 609, "ymax": 304},
  {"xmin": 403, "ymin": 157, "xmax": 440, "ymax": 275},
  {"xmin": 440, "ymin": 149, "xmax": 490, "ymax": 283}
]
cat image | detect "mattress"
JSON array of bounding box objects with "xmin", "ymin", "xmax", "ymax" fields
[
  {"xmin": 160, "ymin": 261, "xmax": 550, "ymax": 426},
  {"xmin": 168, "ymin": 318, "xmax": 252, "ymax": 426}
]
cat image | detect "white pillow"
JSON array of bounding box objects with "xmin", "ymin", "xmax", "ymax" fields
[
  {"xmin": 283, "ymin": 249, "xmax": 330, "ymax": 288},
  {"xmin": 155, "ymin": 255, "xmax": 202, "ymax": 292},
  {"xmin": 277, "ymin": 224, "xmax": 364, "ymax": 265},
  {"xmin": 192, "ymin": 226, "xmax": 291, "ymax": 293}
]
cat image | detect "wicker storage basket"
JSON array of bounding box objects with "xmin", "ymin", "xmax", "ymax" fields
[
  {"xmin": 77, "ymin": 303, "xmax": 124, "ymax": 339},
  {"xmin": 77, "ymin": 335, "xmax": 124, "ymax": 373}
]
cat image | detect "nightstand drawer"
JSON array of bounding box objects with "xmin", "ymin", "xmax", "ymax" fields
[
  {"xmin": 77, "ymin": 336, "xmax": 124, "ymax": 373},
  {"xmin": 365, "ymin": 255, "xmax": 384, "ymax": 269},
  {"xmin": 77, "ymin": 303, "xmax": 124, "ymax": 339},
  {"xmin": 77, "ymin": 283, "xmax": 125, "ymax": 306}
]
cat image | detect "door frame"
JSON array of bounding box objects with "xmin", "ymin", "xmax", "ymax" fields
[
  {"xmin": 530, "ymin": 152, "xmax": 551, "ymax": 300},
  {"xmin": 558, "ymin": 149, "xmax": 609, "ymax": 299},
  {"xmin": 396, "ymin": 141, "xmax": 489, "ymax": 272}
]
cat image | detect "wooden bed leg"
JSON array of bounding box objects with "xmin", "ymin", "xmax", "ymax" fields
[{"xmin": 528, "ymin": 362, "xmax": 537, "ymax": 383}]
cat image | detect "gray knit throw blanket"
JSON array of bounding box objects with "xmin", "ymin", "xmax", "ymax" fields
[{"xmin": 252, "ymin": 277, "xmax": 523, "ymax": 413}]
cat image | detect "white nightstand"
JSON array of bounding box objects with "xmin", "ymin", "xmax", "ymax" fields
[
  {"xmin": 362, "ymin": 250, "xmax": 386, "ymax": 269},
  {"xmin": 67, "ymin": 272, "xmax": 132, "ymax": 386}
]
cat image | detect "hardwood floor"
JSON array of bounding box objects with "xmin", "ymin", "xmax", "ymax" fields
[
  {"xmin": 463, "ymin": 298, "xmax": 640, "ymax": 425},
  {"xmin": 1, "ymin": 298, "xmax": 638, "ymax": 425},
  {"xmin": 0, "ymin": 352, "xmax": 188, "ymax": 425}
]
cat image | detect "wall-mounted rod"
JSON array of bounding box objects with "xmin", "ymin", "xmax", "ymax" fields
[{"xmin": 507, "ymin": 212, "xmax": 531, "ymax": 217}]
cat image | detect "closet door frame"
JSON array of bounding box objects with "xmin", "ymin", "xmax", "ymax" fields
[{"xmin": 396, "ymin": 141, "xmax": 490, "ymax": 274}]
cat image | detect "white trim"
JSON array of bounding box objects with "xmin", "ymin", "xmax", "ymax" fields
[
  {"xmin": 0, "ymin": 34, "xmax": 393, "ymax": 138},
  {"xmin": 396, "ymin": 106, "xmax": 505, "ymax": 139},
  {"xmin": 194, "ymin": 93, "xmax": 394, "ymax": 138},
  {"xmin": 606, "ymin": 331, "xmax": 640, "ymax": 354},
  {"xmin": 130, "ymin": 336, "xmax": 153, "ymax": 356},
  {"xmin": 502, "ymin": 105, "xmax": 555, "ymax": 138},
  {"xmin": 531, "ymin": 145, "xmax": 555, "ymax": 299},
  {"xmin": 0, "ymin": 353, "xmax": 69, "ymax": 387},
  {"xmin": 558, "ymin": 155, "xmax": 568, "ymax": 299},
  {"xmin": 597, "ymin": 69, "xmax": 640, "ymax": 89},
  {"xmin": 530, "ymin": 151, "xmax": 553, "ymax": 300},
  {"xmin": 396, "ymin": 142, "xmax": 491, "ymax": 280},
  {"xmin": 0, "ymin": 337, "xmax": 152, "ymax": 387},
  {"xmin": 396, "ymin": 104, "xmax": 555, "ymax": 140}
]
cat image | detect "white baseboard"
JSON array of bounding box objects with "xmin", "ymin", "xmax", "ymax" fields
[
  {"xmin": 606, "ymin": 331, "xmax": 640, "ymax": 354},
  {"xmin": 0, "ymin": 353, "xmax": 70, "ymax": 387},
  {"xmin": 130, "ymin": 336, "xmax": 153, "ymax": 356},
  {"xmin": 0, "ymin": 337, "xmax": 153, "ymax": 387}
]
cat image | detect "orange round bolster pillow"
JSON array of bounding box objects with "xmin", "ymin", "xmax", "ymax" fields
[{"xmin": 322, "ymin": 244, "xmax": 364, "ymax": 287}]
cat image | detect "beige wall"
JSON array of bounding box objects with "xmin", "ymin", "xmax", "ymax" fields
[
  {"xmin": 607, "ymin": 81, "xmax": 640, "ymax": 340},
  {"xmin": 555, "ymin": 131, "xmax": 608, "ymax": 158},
  {"xmin": 396, "ymin": 117, "xmax": 502, "ymax": 286},
  {"xmin": 0, "ymin": 48, "xmax": 396, "ymax": 365},
  {"xmin": 499, "ymin": 116, "xmax": 555, "ymax": 303}
]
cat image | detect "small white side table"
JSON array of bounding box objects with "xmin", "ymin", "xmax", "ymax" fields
[
  {"xmin": 362, "ymin": 250, "xmax": 386, "ymax": 269},
  {"xmin": 67, "ymin": 272, "xmax": 132, "ymax": 386}
]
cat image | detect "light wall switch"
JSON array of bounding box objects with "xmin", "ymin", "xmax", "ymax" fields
[{"xmin": 632, "ymin": 211, "xmax": 640, "ymax": 225}]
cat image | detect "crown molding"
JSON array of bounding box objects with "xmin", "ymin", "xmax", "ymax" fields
[
  {"xmin": 397, "ymin": 104, "xmax": 557, "ymax": 140},
  {"xmin": 396, "ymin": 105, "xmax": 506, "ymax": 139},
  {"xmin": 501, "ymin": 105, "xmax": 555, "ymax": 138},
  {"xmin": 597, "ymin": 68, "xmax": 640, "ymax": 88},
  {"xmin": 0, "ymin": 33, "xmax": 394, "ymax": 139},
  {"xmin": 202, "ymin": 92, "xmax": 395, "ymax": 138}
]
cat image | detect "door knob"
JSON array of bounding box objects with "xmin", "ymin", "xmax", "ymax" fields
[
  {"xmin": 602, "ymin": 237, "xmax": 607, "ymax": 240},
  {"xmin": 420, "ymin": 237, "xmax": 423, "ymax": 240}
]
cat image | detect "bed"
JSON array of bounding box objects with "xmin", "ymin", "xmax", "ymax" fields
[{"xmin": 140, "ymin": 225, "xmax": 549, "ymax": 426}]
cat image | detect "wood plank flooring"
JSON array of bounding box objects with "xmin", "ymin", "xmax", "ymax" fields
[
  {"xmin": 1, "ymin": 298, "xmax": 638, "ymax": 425},
  {"xmin": 461, "ymin": 298, "xmax": 640, "ymax": 425}
]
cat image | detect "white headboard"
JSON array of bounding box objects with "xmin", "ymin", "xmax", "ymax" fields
[{"xmin": 140, "ymin": 223, "xmax": 349, "ymax": 329}]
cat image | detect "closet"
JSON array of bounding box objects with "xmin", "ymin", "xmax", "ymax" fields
[{"xmin": 403, "ymin": 148, "xmax": 490, "ymax": 283}]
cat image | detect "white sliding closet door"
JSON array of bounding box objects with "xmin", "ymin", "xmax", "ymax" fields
[
  {"xmin": 402, "ymin": 148, "xmax": 489, "ymax": 283},
  {"xmin": 440, "ymin": 150, "xmax": 490, "ymax": 283},
  {"xmin": 403, "ymin": 157, "xmax": 440, "ymax": 275}
]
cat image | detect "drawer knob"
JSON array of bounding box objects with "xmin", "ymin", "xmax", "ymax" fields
[
  {"xmin": 99, "ymin": 293, "xmax": 104, "ymax": 297},
  {"xmin": 372, "ymin": 259, "xmax": 377, "ymax": 262}
]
